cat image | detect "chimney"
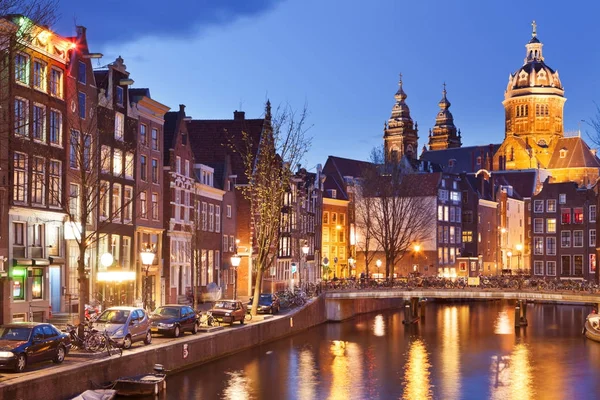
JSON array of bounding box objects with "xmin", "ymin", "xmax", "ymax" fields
[
  {"xmin": 76, "ymin": 26, "xmax": 87, "ymax": 40},
  {"xmin": 234, "ymin": 110, "xmax": 245, "ymax": 121},
  {"xmin": 179, "ymin": 104, "xmax": 186, "ymax": 113}
]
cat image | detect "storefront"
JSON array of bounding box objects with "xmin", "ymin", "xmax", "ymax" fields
[{"xmin": 11, "ymin": 260, "xmax": 51, "ymax": 322}]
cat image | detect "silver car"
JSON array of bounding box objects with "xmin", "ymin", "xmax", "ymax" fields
[{"xmin": 93, "ymin": 307, "xmax": 152, "ymax": 349}]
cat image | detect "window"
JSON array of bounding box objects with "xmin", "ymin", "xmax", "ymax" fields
[
  {"xmin": 547, "ymin": 199, "xmax": 556, "ymax": 213},
  {"xmin": 69, "ymin": 184, "xmax": 80, "ymax": 218},
  {"xmin": 574, "ymin": 208, "xmax": 584, "ymax": 224},
  {"xmin": 591, "ymin": 205, "xmax": 597, "ymax": 223},
  {"xmin": 444, "ymin": 206, "xmax": 449, "ymax": 222},
  {"xmin": 13, "ymin": 153, "xmax": 27, "ymax": 202},
  {"xmin": 574, "ymin": 255, "xmax": 583, "ymax": 276},
  {"xmin": 32, "ymin": 156, "xmax": 45, "ymax": 205},
  {"xmin": 152, "ymin": 128, "xmax": 158, "ymax": 150},
  {"xmin": 339, "ymin": 214, "xmax": 345, "ymax": 226},
  {"xmin": 449, "ymin": 207, "xmax": 456, "ymax": 223},
  {"xmin": 591, "ymin": 229, "xmax": 596, "ymax": 247},
  {"xmin": 32, "ymin": 268, "xmax": 43, "ymax": 300},
  {"xmin": 176, "ymin": 156, "xmax": 181, "ymax": 174},
  {"xmin": 152, "ymin": 159, "xmax": 158, "ymax": 183},
  {"xmin": 209, "ymin": 204, "xmax": 215, "ymax": 232},
  {"xmin": 112, "ymin": 184, "xmax": 121, "ymax": 222},
  {"xmin": 140, "ymin": 156, "xmax": 147, "ymax": 181},
  {"xmin": 449, "ymin": 226, "xmax": 455, "ymax": 243},
  {"xmin": 546, "ymin": 237, "xmax": 556, "ymax": 256},
  {"xmin": 78, "ymin": 61, "xmax": 86, "ymax": 84},
  {"xmin": 215, "ymin": 206, "xmax": 221, "ymax": 233},
  {"xmin": 590, "ymin": 254, "xmax": 597, "ymax": 274},
  {"xmin": 33, "ymin": 60, "xmax": 46, "ymax": 91},
  {"xmin": 202, "ymin": 203, "xmax": 207, "ymax": 230},
  {"xmin": 573, "ymin": 230, "xmax": 584, "ymax": 247},
  {"xmin": 49, "ymin": 109, "xmax": 62, "ymax": 145},
  {"xmin": 227, "ymin": 205, "xmax": 232, "ymax": 218},
  {"xmin": 123, "ymin": 237, "xmax": 131, "ymax": 269},
  {"xmin": 547, "ymin": 261, "xmax": 556, "ymax": 276},
  {"xmin": 83, "ymin": 134, "xmax": 91, "ymax": 171},
  {"xmin": 561, "ymin": 208, "xmax": 571, "ymax": 224},
  {"xmin": 438, "ymin": 189, "xmax": 448, "ymax": 201},
  {"xmin": 534, "ymin": 261, "xmax": 544, "ymax": 275},
  {"xmin": 559, "ymin": 194, "xmax": 566, "ymax": 204},
  {"xmin": 78, "ymin": 92, "xmax": 86, "ymax": 119},
  {"xmin": 113, "ymin": 149, "xmax": 122, "ymax": 176},
  {"xmin": 437, "ymin": 205, "xmax": 443, "ymax": 221},
  {"xmin": 185, "ymin": 160, "xmax": 190, "ymax": 177},
  {"xmin": 100, "ymin": 146, "xmax": 110, "ymax": 173},
  {"xmin": 99, "ymin": 182, "xmax": 109, "ymax": 220},
  {"xmin": 49, "ymin": 160, "xmax": 61, "ymax": 206},
  {"xmin": 462, "ymin": 231, "xmax": 472, "ymax": 243},
  {"xmin": 534, "ymin": 237, "xmax": 543, "ymax": 255},
  {"xmin": 124, "ymin": 186, "xmax": 133, "ymax": 222},
  {"xmin": 561, "ymin": 256, "xmax": 571, "ymax": 276},
  {"xmin": 12, "ymin": 267, "xmax": 25, "ymax": 300},
  {"xmin": 223, "ymin": 236, "xmax": 228, "ymax": 252},
  {"xmin": 152, "ymin": 193, "xmax": 159, "ymax": 220},
  {"xmin": 533, "ymin": 200, "xmax": 543, "ymax": 213},
  {"xmin": 450, "ymin": 191, "xmax": 461, "ymax": 202},
  {"xmin": 115, "ymin": 112, "xmax": 124, "ymax": 140},
  {"xmin": 116, "ymin": 86, "xmax": 123, "ymax": 106},
  {"xmin": 533, "ymin": 218, "xmax": 544, "ymax": 233},
  {"xmin": 546, "ymin": 218, "xmax": 556, "ymax": 234},
  {"xmin": 50, "ymin": 68, "xmax": 62, "ymax": 98},
  {"xmin": 323, "ymin": 212, "xmax": 329, "ymax": 224},
  {"xmin": 14, "ymin": 98, "xmax": 28, "ymax": 137},
  {"xmin": 125, "ymin": 152, "xmax": 134, "ymax": 179},
  {"xmin": 15, "ymin": 53, "xmax": 29, "ymax": 84},
  {"xmin": 140, "ymin": 191, "xmax": 147, "ymax": 218},
  {"xmin": 561, "ymin": 231, "xmax": 571, "ymax": 248},
  {"xmin": 140, "ymin": 124, "xmax": 147, "ymax": 146},
  {"xmin": 33, "ymin": 104, "xmax": 46, "ymax": 142},
  {"xmin": 463, "ymin": 211, "xmax": 473, "ymax": 224}
]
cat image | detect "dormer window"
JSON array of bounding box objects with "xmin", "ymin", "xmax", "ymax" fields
[
  {"xmin": 448, "ymin": 159, "xmax": 455, "ymax": 167},
  {"xmin": 519, "ymin": 70, "xmax": 528, "ymax": 82},
  {"xmin": 559, "ymin": 148, "xmax": 567, "ymax": 159},
  {"xmin": 476, "ymin": 156, "xmax": 482, "ymax": 165}
]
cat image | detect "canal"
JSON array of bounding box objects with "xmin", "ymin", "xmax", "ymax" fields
[{"xmin": 167, "ymin": 300, "xmax": 600, "ymax": 399}]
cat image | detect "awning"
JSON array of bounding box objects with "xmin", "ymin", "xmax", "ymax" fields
[
  {"xmin": 49, "ymin": 257, "xmax": 66, "ymax": 265},
  {"xmin": 33, "ymin": 259, "xmax": 50, "ymax": 266},
  {"xmin": 13, "ymin": 259, "xmax": 33, "ymax": 266}
]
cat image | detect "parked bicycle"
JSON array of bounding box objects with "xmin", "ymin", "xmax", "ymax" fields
[
  {"xmin": 65, "ymin": 322, "xmax": 96, "ymax": 352},
  {"xmin": 87, "ymin": 329, "xmax": 123, "ymax": 357},
  {"xmin": 198, "ymin": 311, "xmax": 219, "ymax": 327}
]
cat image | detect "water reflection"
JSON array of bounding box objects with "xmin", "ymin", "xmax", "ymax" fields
[
  {"xmin": 402, "ymin": 339, "xmax": 432, "ymax": 400},
  {"xmin": 222, "ymin": 370, "xmax": 251, "ymax": 400},
  {"xmin": 490, "ymin": 343, "xmax": 534, "ymax": 400},
  {"xmin": 329, "ymin": 341, "xmax": 363, "ymax": 400},
  {"xmin": 297, "ymin": 349, "xmax": 318, "ymax": 400},
  {"xmin": 495, "ymin": 310, "xmax": 513, "ymax": 335},
  {"xmin": 373, "ymin": 314, "xmax": 385, "ymax": 337},
  {"xmin": 440, "ymin": 307, "xmax": 461, "ymax": 399}
]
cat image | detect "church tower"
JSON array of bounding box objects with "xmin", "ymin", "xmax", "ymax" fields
[
  {"xmin": 494, "ymin": 21, "xmax": 566, "ymax": 170},
  {"xmin": 428, "ymin": 83, "xmax": 461, "ymax": 151},
  {"xmin": 384, "ymin": 74, "xmax": 419, "ymax": 161}
]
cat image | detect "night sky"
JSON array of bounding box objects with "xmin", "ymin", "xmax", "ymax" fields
[{"xmin": 50, "ymin": 0, "xmax": 600, "ymax": 170}]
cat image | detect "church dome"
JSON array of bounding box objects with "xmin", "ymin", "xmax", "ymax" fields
[{"xmin": 505, "ymin": 22, "xmax": 564, "ymax": 96}]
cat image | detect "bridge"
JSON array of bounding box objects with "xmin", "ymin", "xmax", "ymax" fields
[{"xmin": 323, "ymin": 289, "xmax": 600, "ymax": 325}]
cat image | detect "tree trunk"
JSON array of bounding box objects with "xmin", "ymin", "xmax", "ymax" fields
[
  {"xmin": 250, "ymin": 265, "xmax": 264, "ymax": 316},
  {"xmin": 77, "ymin": 254, "xmax": 88, "ymax": 324}
]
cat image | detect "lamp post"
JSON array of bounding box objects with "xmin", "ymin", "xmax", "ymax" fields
[
  {"xmin": 516, "ymin": 243, "xmax": 523, "ymax": 274},
  {"xmin": 140, "ymin": 245, "xmax": 156, "ymax": 311},
  {"xmin": 506, "ymin": 251, "xmax": 512, "ymax": 274},
  {"xmin": 230, "ymin": 254, "xmax": 241, "ymax": 300},
  {"xmin": 376, "ymin": 259, "xmax": 382, "ymax": 281},
  {"xmin": 301, "ymin": 242, "xmax": 309, "ymax": 289}
]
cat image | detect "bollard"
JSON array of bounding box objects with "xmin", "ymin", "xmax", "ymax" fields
[
  {"xmin": 411, "ymin": 298, "xmax": 419, "ymax": 319},
  {"xmin": 514, "ymin": 303, "xmax": 521, "ymax": 328},
  {"xmin": 419, "ymin": 300, "xmax": 426, "ymax": 320},
  {"xmin": 521, "ymin": 300, "xmax": 528, "ymax": 326},
  {"xmin": 403, "ymin": 301, "xmax": 411, "ymax": 325}
]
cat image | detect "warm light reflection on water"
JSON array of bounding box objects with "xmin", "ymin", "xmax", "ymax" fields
[
  {"xmin": 297, "ymin": 349, "xmax": 317, "ymax": 400},
  {"xmin": 490, "ymin": 343, "xmax": 534, "ymax": 400},
  {"xmin": 373, "ymin": 314, "xmax": 385, "ymax": 336},
  {"xmin": 495, "ymin": 310, "xmax": 513, "ymax": 335},
  {"xmin": 329, "ymin": 341, "xmax": 363, "ymax": 400},
  {"xmin": 402, "ymin": 339, "xmax": 432, "ymax": 400},
  {"xmin": 222, "ymin": 370, "xmax": 251, "ymax": 400},
  {"xmin": 441, "ymin": 307, "xmax": 461, "ymax": 399}
]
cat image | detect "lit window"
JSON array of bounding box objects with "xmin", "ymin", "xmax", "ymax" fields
[
  {"xmin": 32, "ymin": 104, "xmax": 46, "ymax": 141},
  {"xmin": 13, "ymin": 153, "xmax": 28, "ymax": 202},
  {"xmin": 124, "ymin": 186, "xmax": 133, "ymax": 222},
  {"xmin": 112, "ymin": 183, "xmax": 122, "ymax": 222},
  {"xmin": 14, "ymin": 98, "xmax": 28, "ymax": 137},
  {"xmin": 125, "ymin": 152, "xmax": 134, "ymax": 179},
  {"xmin": 50, "ymin": 68, "xmax": 62, "ymax": 98},
  {"xmin": 152, "ymin": 193, "xmax": 159, "ymax": 220},
  {"xmin": 140, "ymin": 191, "xmax": 147, "ymax": 218},
  {"xmin": 78, "ymin": 92, "xmax": 86, "ymax": 119},
  {"xmin": 113, "ymin": 149, "xmax": 123, "ymax": 176},
  {"xmin": 33, "ymin": 60, "xmax": 47, "ymax": 91},
  {"xmin": 49, "ymin": 109, "xmax": 62, "ymax": 145},
  {"xmin": 15, "ymin": 53, "xmax": 29, "ymax": 84},
  {"xmin": 32, "ymin": 156, "xmax": 45, "ymax": 205},
  {"xmin": 574, "ymin": 208, "xmax": 584, "ymax": 224},
  {"xmin": 49, "ymin": 160, "xmax": 61, "ymax": 206},
  {"xmin": 546, "ymin": 218, "xmax": 556, "ymax": 233},
  {"xmin": 115, "ymin": 112, "xmax": 124, "ymax": 140}
]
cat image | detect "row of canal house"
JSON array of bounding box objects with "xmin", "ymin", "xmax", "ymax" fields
[{"xmin": 0, "ymin": 18, "xmax": 324, "ymax": 324}]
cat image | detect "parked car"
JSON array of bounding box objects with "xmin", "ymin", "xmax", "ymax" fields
[
  {"xmin": 0, "ymin": 322, "xmax": 71, "ymax": 372},
  {"xmin": 210, "ymin": 300, "xmax": 246, "ymax": 325},
  {"xmin": 248, "ymin": 293, "xmax": 280, "ymax": 314},
  {"xmin": 93, "ymin": 307, "xmax": 152, "ymax": 349},
  {"xmin": 150, "ymin": 305, "xmax": 199, "ymax": 337}
]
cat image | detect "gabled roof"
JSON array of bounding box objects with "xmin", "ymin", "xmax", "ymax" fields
[
  {"xmin": 491, "ymin": 170, "xmax": 538, "ymax": 198},
  {"xmin": 548, "ymin": 137, "xmax": 600, "ymax": 169},
  {"xmin": 322, "ymin": 156, "xmax": 373, "ymax": 200},
  {"xmin": 163, "ymin": 111, "xmax": 179, "ymax": 164},
  {"xmin": 186, "ymin": 116, "xmax": 265, "ymax": 185},
  {"xmin": 420, "ymin": 144, "xmax": 501, "ymax": 173},
  {"xmin": 398, "ymin": 173, "xmax": 441, "ymax": 197}
]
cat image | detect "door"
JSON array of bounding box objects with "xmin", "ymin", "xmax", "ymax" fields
[{"xmin": 49, "ymin": 267, "xmax": 61, "ymax": 313}]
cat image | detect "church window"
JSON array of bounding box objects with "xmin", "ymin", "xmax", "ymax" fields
[{"xmin": 508, "ymin": 147, "xmax": 514, "ymax": 162}]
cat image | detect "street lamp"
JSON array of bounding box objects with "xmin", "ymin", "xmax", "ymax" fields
[
  {"xmin": 506, "ymin": 251, "xmax": 512, "ymax": 274},
  {"xmin": 140, "ymin": 245, "xmax": 156, "ymax": 311},
  {"xmin": 515, "ymin": 243, "xmax": 523, "ymax": 273},
  {"xmin": 230, "ymin": 254, "xmax": 241, "ymax": 300},
  {"xmin": 301, "ymin": 242, "xmax": 309, "ymax": 289},
  {"xmin": 376, "ymin": 259, "xmax": 382, "ymax": 281}
]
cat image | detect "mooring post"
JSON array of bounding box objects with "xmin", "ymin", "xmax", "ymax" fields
[
  {"xmin": 403, "ymin": 300, "xmax": 411, "ymax": 324},
  {"xmin": 411, "ymin": 297, "xmax": 419, "ymax": 319},
  {"xmin": 419, "ymin": 299, "xmax": 426, "ymax": 320},
  {"xmin": 514, "ymin": 301, "xmax": 521, "ymax": 328},
  {"xmin": 520, "ymin": 300, "xmax": 528, "ymax": 326}
]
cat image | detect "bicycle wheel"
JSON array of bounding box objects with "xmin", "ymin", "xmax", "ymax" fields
[
  {"xmin": 86, "ymin": 333, "xmax": 106, "ymax": 352},
  {"xmin": 245, "ymin": 313, "xmax": 252, "ymax": 321}
]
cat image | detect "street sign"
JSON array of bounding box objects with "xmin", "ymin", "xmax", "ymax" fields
[{"xmin": 291, "ymin": 263, "xmax": 297, "ymax": 273}]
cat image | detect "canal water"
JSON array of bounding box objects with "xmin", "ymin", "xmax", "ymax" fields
[{"xmin": 167, "ymin": 300, "xmax": 600, "ymax": 400}]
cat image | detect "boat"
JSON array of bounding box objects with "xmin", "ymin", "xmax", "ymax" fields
[
  {"xmin": 583, "ymin": 312, "xmax": 600, "ymax": 342},
  {"xmin": 70, "ymin": 389, "xmax": 116, "ymax": 400},
  {"xmin": 113, "ymin": 364, "xmax": 167, "ymax": 397}
]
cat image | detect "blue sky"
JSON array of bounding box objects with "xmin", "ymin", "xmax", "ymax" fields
[{"xmin": 54, "ymin": 0, "xmax": 600, "ymax": 172}]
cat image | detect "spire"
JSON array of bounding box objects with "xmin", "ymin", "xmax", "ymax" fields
[
  {"xmin": 265, "ymin": 99, "xmax": 272, "ymax": 121},
  {"xmin": 394, "ymin": 73, "xmax": 407, "ymax": 102},
  {"xmin": 525, "ymin": 20, "xmax": 543, "ymax": 62},
  {"xmin": 438, "ymin": 82, "xmax": 451, "ymax": 110},
  {"xmin": 531, "ymin": 20, "xmax": 537, "ymax": 38},
  {"xmin": 384, "ymin": 74, "xmax": 418, "ymax": 160},
  {"xmin": 429, "ymin": 82, "xmax": 461, "ymax": 150}
]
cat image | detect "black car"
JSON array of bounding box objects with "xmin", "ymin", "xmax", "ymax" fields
[
  {"xmin": 248, "ymin": 293, "xmax": 280, "ymax": 314},
  {"xmin": 0, "ymin": 322, "xmax": 71, "ymax": 372},
  {"xmin": 150, "ymin": 305, "xmax": 199, "ymax": 337}
]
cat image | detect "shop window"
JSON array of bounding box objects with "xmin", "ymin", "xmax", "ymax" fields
[
  {"xmin": 32, "ymin": 268, "xmax": 43, "ymax": 299},
  {"xmin": 12, "ymin": 268, "xmax": 26, "ymax": 300}
]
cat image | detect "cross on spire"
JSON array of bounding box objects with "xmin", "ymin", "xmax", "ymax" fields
[
  {"xmin": 531, "ymin": 20, "xmax": 537, "ymax": 38},
  {"xmin": 399, "ymin": 72, "xmax": 403, "ymax": 85}
]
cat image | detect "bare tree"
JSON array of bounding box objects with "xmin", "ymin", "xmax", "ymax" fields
[
  {"xmin": 354, "ymin": 181, "xmax": 378, "ymax": 280},
  {"xmin": 233, "ymin": 101, "xmax": 311, "ymax": 315},
  {"xmin": 361, "ymin": 146, "xmax": 432, "ymax": 280}
]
